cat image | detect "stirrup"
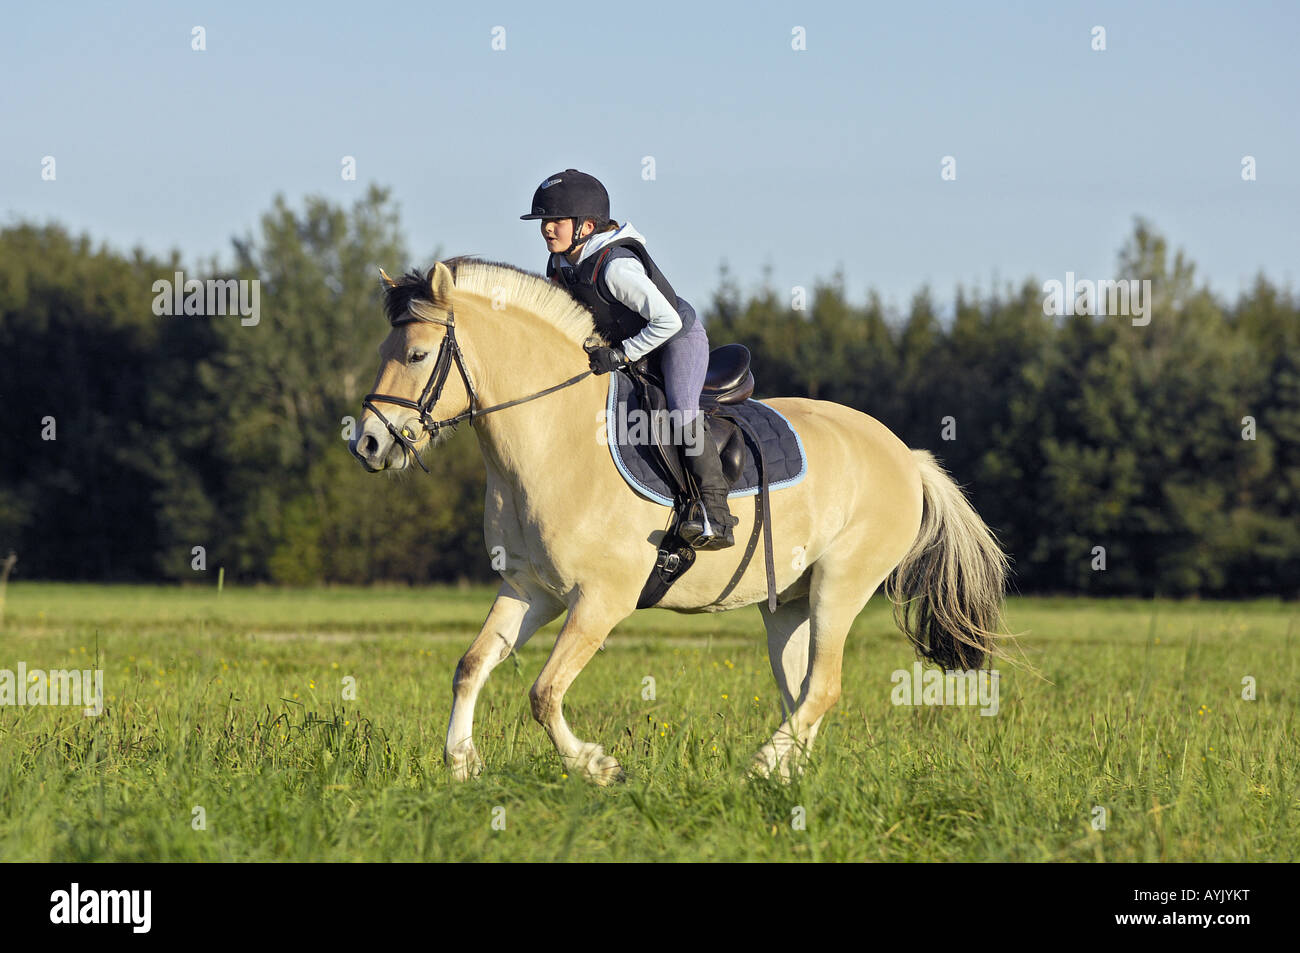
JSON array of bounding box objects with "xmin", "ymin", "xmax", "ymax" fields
[
  {"xmin": 694, "ymin": 515, "xmax": 735, "ymax": 550},
  {"xmin": 682, "ymin": 502, "xmax": 734, "ymax": 550},
  {"xmin": 679, "ymin": 500, "xmax": 707, "ymax": 544}
]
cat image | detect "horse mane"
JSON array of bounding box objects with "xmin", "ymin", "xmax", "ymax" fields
[{"xmin": 382, "ymin": 257, "xmax": 597, "ymax": 346}]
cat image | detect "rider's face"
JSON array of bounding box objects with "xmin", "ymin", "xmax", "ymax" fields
[{"xmin": 541, "ymin": 217, "xmax": 593, "ymax": 255}]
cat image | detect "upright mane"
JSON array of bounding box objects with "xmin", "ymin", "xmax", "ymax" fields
[{"xmin": 382, "ymin": 257, "xmax": 597, "ymax": 346}]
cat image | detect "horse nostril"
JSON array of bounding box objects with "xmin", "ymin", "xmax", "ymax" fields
[{"xmin": 360, "ymin": 434, "xmax": 378, "ymax": 457}]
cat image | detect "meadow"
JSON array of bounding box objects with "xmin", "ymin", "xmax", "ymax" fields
[{"xmin": 0, "ymin": 583, "xmax": 1294, "ymax": 862}]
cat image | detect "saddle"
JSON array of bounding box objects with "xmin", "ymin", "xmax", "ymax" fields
[
  {"xmin": 621, "ymin": 344, "xmax": 779, "ymax": 612},
  {"xmin": 626, "ymin": 343, "xmax": 754, "ymax": 490}
]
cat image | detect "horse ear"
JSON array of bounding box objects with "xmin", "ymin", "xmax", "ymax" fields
[
  {"xmin": 429, "ymin": 261, "xmax": 455, "ymax": 307},
  {"xmin": 378, "ymin": 267, "xmax": 396, "ymax": 288}
]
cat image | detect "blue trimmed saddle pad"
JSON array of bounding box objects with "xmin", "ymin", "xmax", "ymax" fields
[{"xmin": 605, "ymin": 370, "xmax": 808, "ymax": 507}]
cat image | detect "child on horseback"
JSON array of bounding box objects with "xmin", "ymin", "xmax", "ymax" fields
[{"xmin": 521, "ymin": 168, "xmax": 737, "ymax": 549}]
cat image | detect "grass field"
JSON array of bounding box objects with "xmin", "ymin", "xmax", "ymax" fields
[{"xmin": 0, "ymin": 583, "xmax": 1295, "ymax": 861}]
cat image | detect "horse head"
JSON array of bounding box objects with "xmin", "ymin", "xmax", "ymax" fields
[{"xmin": 350, "ymin": 261, "xmax": 474, "ymax": 472}]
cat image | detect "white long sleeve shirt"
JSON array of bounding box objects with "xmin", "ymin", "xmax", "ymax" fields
[{"xmin": 548, "ymin": 222, "xmax": 683, "ymax": 362}]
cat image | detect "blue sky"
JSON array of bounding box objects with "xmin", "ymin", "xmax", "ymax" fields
[{"xmin": 3, "ymin": 0, "xmax": 1296, "ymax": 316}]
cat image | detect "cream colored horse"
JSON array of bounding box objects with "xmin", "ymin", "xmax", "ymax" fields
[{"xmin": 350, "ymin": 259, "xmax": 1009, "ymax": 783}]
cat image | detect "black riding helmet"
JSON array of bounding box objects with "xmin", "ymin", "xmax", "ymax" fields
[{"xmin": 520, "ymin": 169, "xmax": 610, "ymax": 255}]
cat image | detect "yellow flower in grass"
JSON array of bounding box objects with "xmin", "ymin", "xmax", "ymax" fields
[{"xmin": 722, "ymin": 694, "xmax": 728, "ymax": 700}]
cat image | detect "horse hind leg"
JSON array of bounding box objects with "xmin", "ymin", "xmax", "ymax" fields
[
  {"xmin": 751, "ymin": 560, "xmax": 890, "ymax": 781},
  {"xmin": 760, "ymin": 596, "xmax": 812, "ymax": 719}
]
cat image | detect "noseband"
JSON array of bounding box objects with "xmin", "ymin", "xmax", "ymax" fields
[{"xmin": 362, "ymin": 300, "xmax": 593, "ymax": 474}]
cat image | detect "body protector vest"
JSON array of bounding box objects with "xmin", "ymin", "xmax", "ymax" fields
[{"xmin": 547, "ymin": 237, "xmax": 697, "ymax": 356}]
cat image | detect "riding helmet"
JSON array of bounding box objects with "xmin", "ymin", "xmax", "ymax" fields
[{"xmin": 520, "ymin": 169, "xmax": 610, "ymax": 221}]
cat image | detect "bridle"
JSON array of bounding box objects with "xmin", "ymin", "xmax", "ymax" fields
[{"xmin": 362, "ymin": 294, "xmax": 593, "ymax": 474}]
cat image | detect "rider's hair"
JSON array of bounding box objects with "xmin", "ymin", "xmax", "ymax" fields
[{"xmin": 583, "ymin": 217, "xmax": 619, "ymax": 235}]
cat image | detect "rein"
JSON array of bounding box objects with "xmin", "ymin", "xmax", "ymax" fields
[{"xmin": 362, "ymin": 305, "xmax": 593, "ymax": 473}]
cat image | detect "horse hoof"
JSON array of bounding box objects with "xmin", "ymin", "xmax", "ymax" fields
[
  {"xmin": 569, "ymin": 744, "xmax": 625, "ymax": 785},
  {"xmin": 747, "ymin": 751, "xmax": 776, "ymax": 781},
  {"xmin": 748, "ymin": 746, "xmax": 798, "ymax": 783},
  {"xmin": 446, "ymin": 742, "xmax": 484, "ymax": 781}
]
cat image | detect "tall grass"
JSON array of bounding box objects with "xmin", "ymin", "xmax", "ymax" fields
[{"xmin": 0, "ymin": 584, "xmax": 1294, "ymax": 861}]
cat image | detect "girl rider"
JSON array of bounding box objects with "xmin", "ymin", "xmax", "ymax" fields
[{"xmin": 521, "ymin": 168, "xmax": 736, "ymax": 549}]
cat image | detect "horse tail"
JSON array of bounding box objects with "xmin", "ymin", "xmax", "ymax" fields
[{"xmin": 885, "ymin": 450, "xmax": 1010, "ymax": 670}]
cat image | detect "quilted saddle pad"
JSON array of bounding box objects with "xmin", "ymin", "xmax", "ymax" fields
[{"xmin": 604, "ymin": 370, "xmax": 808, "ymax": 507}]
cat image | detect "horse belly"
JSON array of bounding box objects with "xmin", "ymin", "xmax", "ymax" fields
[{"xmin": 652, "ymin": 397, "xmax": 921, "ymax": 613}]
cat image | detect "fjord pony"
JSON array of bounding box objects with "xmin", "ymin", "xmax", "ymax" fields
[{"xmin": 351, "ymin": 260, "xmax": 1009, "ymax": 782}]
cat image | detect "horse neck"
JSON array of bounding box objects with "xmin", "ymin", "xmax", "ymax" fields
[{"xmin": 457, "ymin": 300, "xmax": 604, "ymax": 488}]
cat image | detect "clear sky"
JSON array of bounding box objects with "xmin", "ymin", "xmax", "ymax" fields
[{"xmin": 3, "ymin": 0, "xmax": 1296, "ymax": 316}]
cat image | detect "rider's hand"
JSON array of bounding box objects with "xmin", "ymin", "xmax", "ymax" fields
[{"xmin": 588, "ymin": 345, "xmax": 628, "ymax": 375}]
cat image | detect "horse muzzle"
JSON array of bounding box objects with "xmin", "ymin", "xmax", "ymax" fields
[{"xmin": 350, "ymin": 423, "xmax": 413, "ymax": 472}]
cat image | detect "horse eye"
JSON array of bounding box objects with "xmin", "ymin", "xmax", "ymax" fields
[{"xmin": 409, "ymin": 350, "xmax": 428, "ymax": 364}]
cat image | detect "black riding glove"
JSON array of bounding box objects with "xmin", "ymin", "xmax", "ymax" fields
[{"xmin": 588, "ymin": 345, "xmax": 628, "ymax": 375}]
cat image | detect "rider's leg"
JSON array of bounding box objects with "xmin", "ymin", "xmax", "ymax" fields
[{"xmin": 660, "ymin": 318, "xmax": 736, "ymax": 549}]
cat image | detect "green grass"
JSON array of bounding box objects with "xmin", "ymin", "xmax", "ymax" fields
[{"xmin": 0, "ymin": 583, "xmax": 1295, "ymax": 861}]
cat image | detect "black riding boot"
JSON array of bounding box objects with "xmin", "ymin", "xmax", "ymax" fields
[{"xmin": 678, "ymin": 416, "xmax": 737, "ymax": 550}]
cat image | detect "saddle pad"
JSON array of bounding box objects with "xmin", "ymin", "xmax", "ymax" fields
[{"xmin": 605, "ymin": 370, "xmax": 808, "ymax": 507}]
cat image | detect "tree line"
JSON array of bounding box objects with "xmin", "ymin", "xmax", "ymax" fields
[{"xmin": 1, "ymin": 187, "xmax": 1296, "ymax": 596}]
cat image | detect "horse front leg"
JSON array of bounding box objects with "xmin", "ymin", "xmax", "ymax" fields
[
  {"xmin": 529, "ymin": 595, "xmax": 629, "ymax": 785},
  {"xmin": 445, "ymin": 582, "xmax": 562, "ymax": 780}
]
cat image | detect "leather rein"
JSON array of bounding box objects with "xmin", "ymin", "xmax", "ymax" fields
[{"xmin": 362, "ymin": 305, "xmax": 593, "ymax": 473}]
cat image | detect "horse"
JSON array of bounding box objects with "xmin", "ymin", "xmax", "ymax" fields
[{"xmin": 349, "ymin": 258, "xmax": 1010, "ymax": 783}]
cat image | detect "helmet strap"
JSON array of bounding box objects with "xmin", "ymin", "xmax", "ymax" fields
[{"xmin": 559, "ymin": 217, "xmax": 591, "ymax": 256}]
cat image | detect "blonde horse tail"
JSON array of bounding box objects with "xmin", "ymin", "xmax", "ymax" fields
[{"xmin": 885, "ymin": 450, "xmax": 1010, "ymax": 670}]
